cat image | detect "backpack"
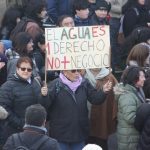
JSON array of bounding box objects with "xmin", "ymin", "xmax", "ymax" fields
[{"xmin": 12, "ymin": 133, "xmax": 49, "ymax": 150}]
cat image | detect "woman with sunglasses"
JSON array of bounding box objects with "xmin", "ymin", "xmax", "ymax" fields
[
  {"xmin": 0, "ymin": 56, "xmax": 47, "ymax": 146},
  {"xmin": 40, "ymin": 69, "xmax": 112, "ymax": 150}
]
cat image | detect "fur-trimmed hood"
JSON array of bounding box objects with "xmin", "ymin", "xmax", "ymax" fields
[{"xmin": 113, "ymin": 83, "xmax": 130, "ymax": 101}]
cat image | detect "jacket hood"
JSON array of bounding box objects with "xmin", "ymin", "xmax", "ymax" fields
[
  {"xmin": 114, "ymin": 83, "xmax": 133, "ymax": 101},
  {"xmin": 85, "ymin": 68, "xmax": 111, "ymax": 87}
]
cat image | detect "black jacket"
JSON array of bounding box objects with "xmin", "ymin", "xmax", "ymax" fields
[
  {"xmin": 40, "ymin": 78, "xmax": 106, "ymax": 143},
  {"xmin": 134, "ymin": 103, "xmax": 150, "ymax": 150},
  {"xmin": 3, "ymin": 126, "xmax": 60, "ymax": 150},
  {"xmin": 90, "ymin": 14, "xmax": 109, "ymax": 25},
  {"xmin": 0, "ymin": 64, "xmax": 7, "ymax": 86},
  {"xmin": 123, "ymin": 3, "xmax": 150, "ymax": 37},
  {"xmin": 0, "ymin": 74, "xmax": 41, "ymax": 143}
]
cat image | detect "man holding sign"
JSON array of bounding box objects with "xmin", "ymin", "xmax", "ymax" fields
[
  {"xmin": 39, "ymin": 25, "xmax": 112, "ymax": 150},
  {"xmin": 40, "ymin": 69, "xmax": 112, "ymax": 150}
]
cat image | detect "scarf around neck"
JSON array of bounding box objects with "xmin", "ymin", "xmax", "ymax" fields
[
  {"xmin": 85, "ymin": 68, "xmax": 110, "ymax": 87},
  {"xmin": 59, "ymin": 73, "xmax": 82, "ymax": 92}
]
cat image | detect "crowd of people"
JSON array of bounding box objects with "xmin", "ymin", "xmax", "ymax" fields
[{"xmin": 0, "ymin": 0, "xmax": 150, "ymax": 150}]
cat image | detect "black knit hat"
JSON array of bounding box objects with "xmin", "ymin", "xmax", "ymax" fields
[{"xmin": 95, "ymin": 0, "xmax": 110, "ymax": 11}]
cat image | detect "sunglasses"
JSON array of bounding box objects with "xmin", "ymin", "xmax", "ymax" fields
[
  {"xmin": 19, "ymin": 67, "xmax": 32, "ymax": 72},
  {"xmin": 71, "ymin": 70, "xmax": 81, "ymax": 73}
]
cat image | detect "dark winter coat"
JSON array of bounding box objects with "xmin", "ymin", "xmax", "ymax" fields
[
  {"xmin": 3, "ymin": 126, "xmax": 60, "ymax": 150},
  {"xmin": 0, "ymin": 64, "xmax": 7, "ymax": 86},
  {"xmin": 123, "ymin": 3, "xmax": 150, "ymax": 37},
  {"xmin": 0, "ymin": 54, "xmax": 7, "ymax": 86},
  {"xmin": 90, "ymin": 14, "xmax": 109, "ymax": 26},
  {"xmin": 134, "ymin": 103, "xmax": 150, "ymax": 150},
  {"xmin": 143, "ymin": 76, "xmax": 150, "ymax": 99},
  {"xmin": 74, "ymin": 16, "xmax": 91, "ymax": 26},
  {"xmin": 146, "ymin": 0, "xmax": 150, "ymax": 9},
  {"xmin": 0, "ymin": 74, "xmax": 41, "ymax": 144},
  {"xmin": 40, "ymin": 78, "xmax": 106, "ymax": 143}
]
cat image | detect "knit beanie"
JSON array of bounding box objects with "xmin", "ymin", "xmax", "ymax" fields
[{"xmin": 95, "ymin": 0, "xmax": 110, "ymax": 12}]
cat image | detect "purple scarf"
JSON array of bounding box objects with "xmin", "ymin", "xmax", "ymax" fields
[{"xmin": 59, "ymin": 73, "xmax": 82, "ymax": 92}]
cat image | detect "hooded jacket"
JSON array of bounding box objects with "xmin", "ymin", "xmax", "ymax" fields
[{"xmin": 114, "ymin": 83, "xmax": 143, "ymax": 150}]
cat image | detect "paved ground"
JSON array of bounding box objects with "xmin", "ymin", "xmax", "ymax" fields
[{"xmin": 0, "ymin": 0, "xmax": 7, "ymax": 23}]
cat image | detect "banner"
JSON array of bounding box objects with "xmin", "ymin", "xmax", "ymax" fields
[{"xmin": 45, "ymin": 25, "xmax": 110, "ymax": 70}]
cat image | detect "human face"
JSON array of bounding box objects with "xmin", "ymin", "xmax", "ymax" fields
[
  {"xmin": 63, "ymin": 70, "xmax": 81, "ymax": 81},
  {"xmin": 76, "ymin": 8, "xmax": 89, "ymax": 19},
  {"xmin": 26, "ymin": 39, "xmax": 34, "ymax": 53},
  {"xmin": 138, "ymin": 0, "xmax": 145, "ymax": 5},
  {"xmin": 61, "ymin": 17, "xmax": 75, "ymax": 27},
  {"xmin": 95, "ymin": 9, "xmax": 108, "ymax": 18},
  {"xmin": 135, "ymin": 71, "xmax": 145, "ymax": 88},
  {"xmin": 16, "ymin": 62, "xmax": 32, "ymax": 80}
]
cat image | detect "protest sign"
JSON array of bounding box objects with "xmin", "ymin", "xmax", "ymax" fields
[{"xmin": 45, "ymin": 25, "xmax": 110, "ymax": 70}]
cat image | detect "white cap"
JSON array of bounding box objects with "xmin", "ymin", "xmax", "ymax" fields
[{"xmin": 82, "ymin": 144, "xmax": 103, "ymax": 150}]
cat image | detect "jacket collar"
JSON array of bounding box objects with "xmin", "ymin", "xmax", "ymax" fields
[{"xmin": 23, "ymin": 124, "xmax": 47, "ymax": 134}]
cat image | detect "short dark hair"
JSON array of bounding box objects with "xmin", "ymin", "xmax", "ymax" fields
[
  {"xmin": 73, "ymin": 0, "xmax": 89, "ymax": 14},
  {"xmin": 16, "ymin": 56, "xmax": 33, "ymax": 69},
  {"xmin": 25, "ymin": 104, "xmax": 47, "ymax": 126},
  {"xmin": 121, "ymin": 66, "xmax": 144, "ymax": 86}
]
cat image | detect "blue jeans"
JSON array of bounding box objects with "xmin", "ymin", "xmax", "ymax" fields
[
  {"xmin": 59, "ymin": 141, "xmax": 85, "ymax": 150},
  {"xmin": 109, "ymin": 17, "xmax": 121, "ymax": 71}
]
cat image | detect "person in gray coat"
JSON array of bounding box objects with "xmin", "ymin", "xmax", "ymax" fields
[{"xmin": 114, "ymin": 66, "xmax": 146, "ymax": 150}]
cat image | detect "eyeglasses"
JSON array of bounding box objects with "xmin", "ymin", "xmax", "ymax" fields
[
  {"xmin": 71, "ymin": 70, "xmax": 81, "ymax": 73},
  {"xmin": 19, "ymin": 67, "xmax": 32, "ymax": 72}
]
